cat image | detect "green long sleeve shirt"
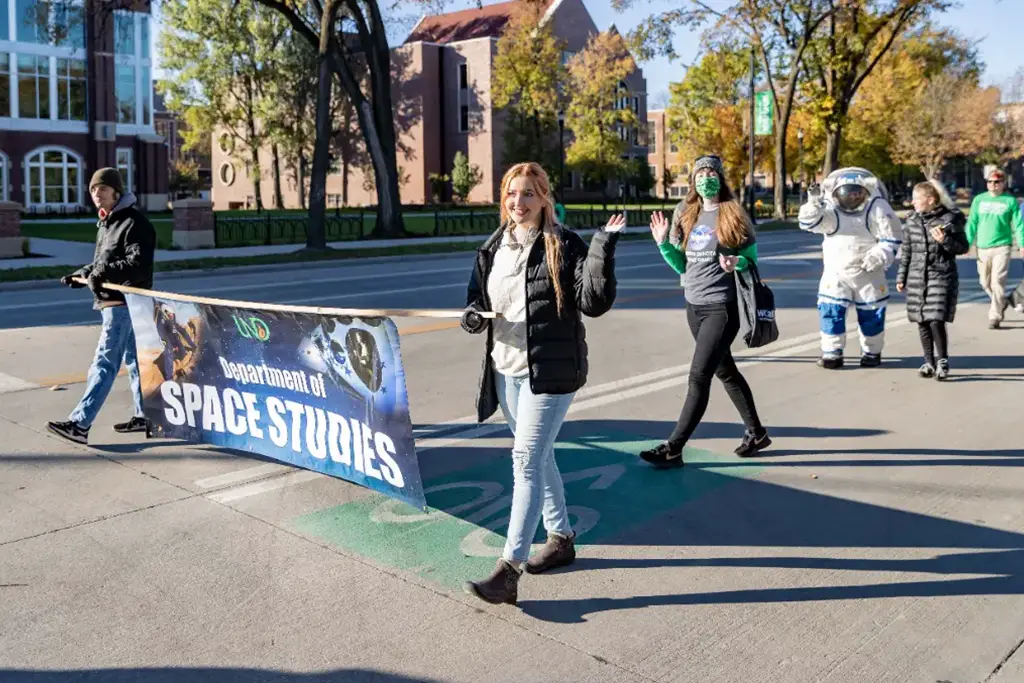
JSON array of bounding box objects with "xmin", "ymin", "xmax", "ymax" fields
[
  {"xmin": 965, "ymin": 192, "xmax": 1024, "ymax": 249},
  {"xmin": 657, "ymin": 240, "xmax": 758, "ymax": 274}
]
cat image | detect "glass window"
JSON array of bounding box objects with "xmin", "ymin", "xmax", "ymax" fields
[
  {"xmin": 141, "ymin": 15, "xmax": 149, "ymax": 59},
  {"xmin": 57, "ymin": 58, "xmax": 86, "ymax": 121},
  {"xmin": 647, "ymin": 121, "xmax": 656, "ymax": 152},
  {"xmin": 141, "ymin": 66, "xmax": 151, "ymax": 125},
  {"xmin": 458, "ymin": 64, "xmax": 467, "ymax": 90},
  {"xmin": 115, "ymin": 12, "xmax": 135, "ymax": 56},
  {"xmin": 116, "ymin": 148, "xmax": 133, "ymax": 193},
  {"xmin": 0, "ymin": 54, "xmax": 9, "ymax": 118},
  {"xmin": 18, "ymin": 55, "xmax": 49, "ymax": 119},
  {"xmin": 52, "ymin": 2, "xmax": 84, "ymax": 48},
  {"xmin": 16, "ymin": 0, "xmax": 45, "ymax": 43},
  {"xmin": 0, "ymin": 0, "xmax": 9, "ymax": 41},
  {"xmin": 25, "ymin": 147, "xmax": 82, "ymax": 208},
  {"xmin": 116, "ymin": 64, "xmax": 136, "ymax": 123},
  {"xmin": 459, "ymin": 104, "xmax": 468, "ymax": 133}
]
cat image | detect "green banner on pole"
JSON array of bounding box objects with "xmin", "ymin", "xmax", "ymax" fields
[{"xmin": 754, "ymin": 91, "xmax": 773, "ymax": 136}]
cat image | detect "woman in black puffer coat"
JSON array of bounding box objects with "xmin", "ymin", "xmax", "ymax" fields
[{"xmin": 896, "ymin": 181, "xmax": 970, "ymax": 380}]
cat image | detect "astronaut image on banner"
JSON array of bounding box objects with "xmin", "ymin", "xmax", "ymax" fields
[{"xmin": 798, "ymin": 167, "xmax": 903, "ymax": 369}]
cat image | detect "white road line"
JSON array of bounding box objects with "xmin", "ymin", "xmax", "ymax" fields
[
  {"xmin": 194, "ymin": 463, "xmax": 292, "ymax": 489},
  {"xmin": 0, "ymin": 371, "xmax": 39, "ymax": 395},
  {"xmin": 206, "ymin": 470, "xmax": 322, "ymax": 503}
]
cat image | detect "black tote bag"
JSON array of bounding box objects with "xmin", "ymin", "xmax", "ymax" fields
[{"xmin": 735, "ymin": 262, "xmax": 779, "ymax": 348}]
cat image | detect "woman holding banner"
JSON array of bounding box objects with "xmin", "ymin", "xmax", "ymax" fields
[
  {"xmin": 640, "ymin": 155, "xmax": 771, "ymax": 468},
  {"xmin": 459, "ymin": 162, "xmax": 625, "ymax": 606}
]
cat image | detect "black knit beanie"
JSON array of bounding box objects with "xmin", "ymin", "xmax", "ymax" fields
[{"xmin": 89, "ymin": 167, "xmax": 124, "ymax": 196}]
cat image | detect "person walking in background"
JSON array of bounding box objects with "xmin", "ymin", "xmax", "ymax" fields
[
  {"xmin": 965, "ymin": 169, "xmax": 1024, "ymax": 329},
  {"xmin": 46, "ymin": 168, "xmax": 156, "ymax": 445},
  {"xmin": 459, "ymin": 162, "xmax": 625, "ymax": 606},
  {"xmin": 639, "ymin": 154, "xmax": 771, "ymax": 468},
  {"xmin": 896, "ymin": 181, "xmax": 970, "ymax": 381}
]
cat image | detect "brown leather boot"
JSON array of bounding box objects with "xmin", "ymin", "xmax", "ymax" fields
[
  {"xmin": 463, "ymin": 559, "xmax": 521, "ymax": 605},
  {"xmin": 525, "ymin": 531, "xmax": 576, "ymax": 574}
]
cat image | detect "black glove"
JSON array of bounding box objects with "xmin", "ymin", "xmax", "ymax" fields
[
  {"xmin": 460, "ymin": 309, "xmax": 487, "ymax": 334},
  {"xmin": 61, "ymin": 274, "xmax": 86, "ymax": 289}
]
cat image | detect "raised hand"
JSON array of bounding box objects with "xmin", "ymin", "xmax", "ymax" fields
[
  {"xmin": 603, "ymin": 213, "xmax": 627, "ymax": 233},
  {"xmin": 649, "ymin": 211, "xmax": 671, "ymax": 245}
]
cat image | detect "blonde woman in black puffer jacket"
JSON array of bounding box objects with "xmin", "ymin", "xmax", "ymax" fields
[{"xmin": 896, "ymin": 180, "xmax": 969, "ymax": 380}]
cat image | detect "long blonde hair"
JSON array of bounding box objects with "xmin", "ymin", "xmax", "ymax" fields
[
  {"xmin": 499, "ymin": 162, "xmax": 566, "ymax": 317},
  {"xmin": 672, "ymin": 168, "xmax": 752, "ymax": 249}
]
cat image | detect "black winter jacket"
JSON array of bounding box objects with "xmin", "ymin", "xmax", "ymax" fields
[
  {"xmin": 467, "ymin": 224, "xmax": 619, "ymax": 422},
  {"xmin": 72, "ymin": 193, "xmax": 156, "ymax": 309},
  {"xmin": 897, "ymin": 205, "xmax": 969, "ymax": 323}
]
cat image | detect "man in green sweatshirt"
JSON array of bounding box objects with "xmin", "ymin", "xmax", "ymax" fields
[{"xmin": 965, "ymin": 169, "xmax": 1024, "ymax": 329}]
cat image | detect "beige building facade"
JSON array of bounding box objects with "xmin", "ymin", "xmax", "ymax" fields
[{"xmin": 212, "ymin": 0, "xmax": 648, "ymax": 210}]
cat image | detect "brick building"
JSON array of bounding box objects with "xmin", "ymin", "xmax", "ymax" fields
[
  {"xmin": 212, "ymin": 0, "xmax": 648, "ymax": 210},
  {"xmin": 0, "ymin": 0, "xmax": 168, "ymax": 213}
]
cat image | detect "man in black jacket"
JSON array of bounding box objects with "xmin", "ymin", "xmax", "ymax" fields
[{"xmin": 47, "ymin": 168, "xmax": 156, "ymax": 445}]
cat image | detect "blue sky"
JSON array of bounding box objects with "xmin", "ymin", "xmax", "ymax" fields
[{"xmin": 153, "ymin": 0, "xmax": 1024, "ymax": 104}]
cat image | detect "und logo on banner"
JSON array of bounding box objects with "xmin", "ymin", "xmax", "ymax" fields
[{"xmin": 233, "ymin": 314, "xmax": 271, "ymax": 342}]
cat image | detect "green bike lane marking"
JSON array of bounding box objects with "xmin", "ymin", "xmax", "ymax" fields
[{"xmin": 293, "ymin": 431, "xmax": 764, "ymax": 590}]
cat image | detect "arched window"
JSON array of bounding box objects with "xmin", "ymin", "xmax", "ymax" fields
[
  {"xmin": 25, "ymin": 147, "xmax": 83, "ymax": 209},
  {"xmin": 0, "ymin": 152, "xmax": 8, "ymax": 202}
]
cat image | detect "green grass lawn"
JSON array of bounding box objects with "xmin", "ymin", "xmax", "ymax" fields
[{"xmin": 22, "ymin": 220, "xmax": 175, "ymax": 250}]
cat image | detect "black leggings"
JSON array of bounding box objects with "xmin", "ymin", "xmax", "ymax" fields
[
  {"xmin": 668, "ymin": 301, "xmax": 763, "ymax": 448},
  {"xmin": 918, "ymin": 321, "xmax": 948, "ymax": 365}
]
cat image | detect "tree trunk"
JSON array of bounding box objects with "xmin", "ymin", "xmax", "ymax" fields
[
  {"xmin": 246, "ymin": 127, "xmax": 264, "ymax": 211},
  {"xmin": 823, "ymin": 119, "xmax": 844, "ymax": 176},
  {"xmin": 307, "ymin": 54, "xmax": 333, "ymax": 250},
  {"xmin": 297, "ymin": 152, "xmax": 307, "ymax": 210},
  {"xmin": 271, "ymin": 143, "xmax": 285, "ymax": 209}
]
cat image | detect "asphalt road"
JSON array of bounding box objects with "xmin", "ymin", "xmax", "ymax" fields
[{"xmin": 3, "ymin": 228, "xmax": 1024, "ymax": 683}]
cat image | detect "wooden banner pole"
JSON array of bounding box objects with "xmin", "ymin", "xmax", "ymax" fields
[{"xmin": 70, "ymin": 278, "xmax": 501, "ymax": 320}]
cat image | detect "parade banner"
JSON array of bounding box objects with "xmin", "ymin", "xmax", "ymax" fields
[{"xmin": 125, "ymin": 292, "xmax": 426, "ymax": 510}]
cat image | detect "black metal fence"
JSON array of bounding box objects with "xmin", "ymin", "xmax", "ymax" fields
[{"xmin": 214, "ymin": 213, "xmax": 366, "ymax": 247}]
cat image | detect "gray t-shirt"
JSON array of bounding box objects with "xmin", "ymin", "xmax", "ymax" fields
[{"xmin": 675, "ymin": 206, "xmax": 752, "ymax": 305}]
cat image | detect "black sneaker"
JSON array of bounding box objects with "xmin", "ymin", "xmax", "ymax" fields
[
  {"xmin": 113, "ymin": 416, "xmax": 149, "ymax": 433},
  {"xmin": 935, "ymin": 358, "xmax": 949, "ymax": 381},
  {"xmin": 918, "ymin": 363, "xmax": 935, "ymax": 378},
  {"xmin": 817, "ymin": 356, "xmax": 844, "ymax": 370},
  {"xmin": 46, "ymin": 420, "xmax": 89, "ymax": 445},
  {"xmin": 860, "ymin": 353, "xmax": 882, "ymax": 367},
  {"xmin": 735, "ymin": 429, "xmax": 772, "ymax": 458},
  {"xmin": 639, "ymin": 442, "xmax": 684, "ymax": 468}
]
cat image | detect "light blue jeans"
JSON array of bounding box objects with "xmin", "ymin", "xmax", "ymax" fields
[
  {"xmin": 70, "ymin": 305, "xmax": 144, "ymax": 429},
  {"xmin": 495, "ymin": 371, "xmax": 575, "ymax": 563}
]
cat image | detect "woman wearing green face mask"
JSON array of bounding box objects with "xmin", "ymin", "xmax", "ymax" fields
[{"xmin": 640, "ymin": 155, "xmax": 772, "ymax": 467}]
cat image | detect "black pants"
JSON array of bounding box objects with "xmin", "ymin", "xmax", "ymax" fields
[
  {"xmin": 918, "ymin": 321, "xmax": 948, "ymax": 365},
  {"xmin": 668, "ymin": 301, "xmax": 763, "ymax": 448}
]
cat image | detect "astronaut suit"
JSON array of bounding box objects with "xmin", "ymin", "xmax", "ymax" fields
[{"xmin": 798, "ymin": 167, "xmax": 903, "ymax": 368}]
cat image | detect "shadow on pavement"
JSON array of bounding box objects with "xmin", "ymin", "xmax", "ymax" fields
[
  {"xmin": 0, "ymin": 669, "xmax": 443, "ymax": 683},
  {"xmin": 516, "ymin": 471, "xmax": 1024, "ymax": 623}
]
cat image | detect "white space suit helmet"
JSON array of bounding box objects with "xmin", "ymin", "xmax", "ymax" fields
[{"xmin": 825, "ymin": 168, "xmax": 876, "ymax": 213}]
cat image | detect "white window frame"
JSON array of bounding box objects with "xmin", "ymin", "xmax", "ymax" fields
[
  {"xmin": 54, "ymin": 55, "xmax": 85, "ymax": 121},
  {"xmin": 116, "ymin": 147, "xmax": 133, "ymax": 194},
  {"xmin": 24, "ymin": 145, "xmax": 83, "ymax": 210},
  {"xmin": 0, "ymin": 150, "xmax": 8, "ymax": 200},
  {"xmin": 1, "ymin": 0, "xmax": 88, "ymax": 132},
  {"xmin": 111, "ymin": 10, "xmax": 153, "ymax": 135}
]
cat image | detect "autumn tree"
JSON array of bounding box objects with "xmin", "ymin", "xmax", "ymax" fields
[
  {"xmin": 160, "ymin": 0, "xmax": 289, "ymax": 212},
  {"xmin": 840, "ymin": 26, "xmax": 979, "ymax": 181},
  {"xmin": 492, "ymin": 0, "xmax": 567, "ymax": 179},
  {"xmin": 666, "ymin": 43, "xmax": 765, "ymax": 189},
  {"xmin": 616, "ymin": 0, "xmax": 841, "ymax": 218},
  {"xmin": 891, "ymin": 72, "xmax": 996, "ymax": 180},
  {"xmin": 977, "ymin": 68, "xmax": 1024, "ymax": 167},
  {"xmin": 564, "ymin": 30, "xmax": 638, "ymax": 196},
  {"xmin": 802, "ymin": 0, "xmax": 951, "ymax": 174},
  {"xmin": 254, "ymin": 0, "xmax": 423, "ymax": 239}
]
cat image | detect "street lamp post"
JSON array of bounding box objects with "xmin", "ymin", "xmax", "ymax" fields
[
  {"xmin": 558, "ymin": 110, "xmax": 566, "ymax": 197},
  {"xmin": 797, "ymin": 128, "xmax": 805, "ymax": 203}
]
